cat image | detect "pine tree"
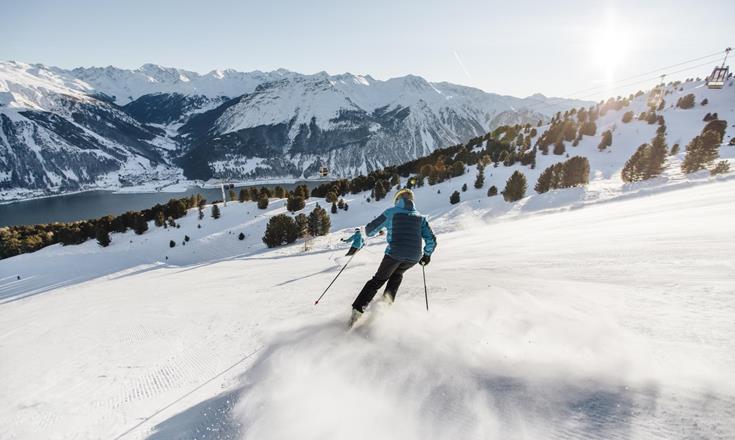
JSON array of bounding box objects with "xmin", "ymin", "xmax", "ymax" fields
[
  {"xmin": 670, "ymin": 143, "xmax": 680, "ymax": 155},
  {"xmin": 474, "ymin": 165, "xmax": 485, "ymax": 189},
  {"xmin": 461, "ymin": 183, "xmax": 468, "ymax": 192},
  {"xmin": 198, "ymin": 199, "xmax": 206, "ymax": 220},
  {"xmin": 598, "ymin": 130, "xmax": 613, "ymax": 151},
  {"xmin": 262, "ymin": 214, "xmax": 300, "ymax": 248},
  {"xmin": 239, "ymin": 189, "xmax": 249, "ymax": 202},
  {"xmin": 487, "ymin": 185, "xmax": 498, "ymax": 197},
  {"xmin": 502, "ymin": 171, "xmax": 527, "ymax": 202},
  {"xmin": 622, "ymin": 144, "xmax": 648, "ymax": 182},
  {"xmin": 294, "ymin": 184, "xmax": 310, "ymax": 199},
  {"xmin": 535, "ymin": 165, "xmax": 555, "ymax": 194},
  {"xmin": 286, "ymin": 195, "xmax": 305, "ymax": 212},
  {"xmin": 710, "ymin": 160, "xmax": 730, "ymax": 175},
  {"xmin": 307, "ymin": 204, "xmax": 331, "ymax": 236},
  {"xmin": 274, "ymin": 186, "xmax": 285, "ymax": 198},
  {"xmin": 553, "ymin": 140, "xmax": 566, "ymax": 155},
  {"xmin": 681, "ymin": 130, "xmax": 721, "ymax": 173},
  {"xmin": 133, "ymin": 214, "xmax": 148, "ymax": 235},
  {"xmin": 676, "ymin": 93, "xmax": 695, "ymax": 109},
  {"xmin": 646, "ymin": 134, "xmax": 668, "ymax": 178},
  {"xmin": 449, "ymin": 191, "xmax": 460, "ymax": 205},
  {"xmin": 169, "ymin": 240, "xmax": 176, "ymax": 248},
  {"xmin": 331, "ymin": 201, "xmax": 338, "ymax": 214},
  {"xmin": 622, "ymin": 111, "xmax": 634, "ymax": 123},
  {"xmin": 238, "ymin": 232, "xmax": 245, "ymax": 240},
  {"xmin": 95, "ymin": 223, "xmax": 111, "ymax": 247},
  {"xmin": 373, "ymin": 181, "xmax": 387, "ymax": 201},
  {"xmin": 294, "ymin": 213, "xmax": 309, "ymax": 237},
  {"xmin": 703, "ymin": 119, "xmax": 727, "ymax": 140},
  {"xmin": 326, "ymin": 191, "xmax": 338, "ymax": 203},
  {"xmin": 228, "ymin": 189, "xmax": 237, "ymax": 202},
  {"xmin": 154, "ymin": 211, "xmax": 165, "ymax": 227},
  {"xmin": 211, "ymin": 204, "xmax": 221, "ymax": 219},
  {"xmin": 579, "ymin": 121, "xmax": 597, "ymax": 136},
  {"xmin": 700, "ymin": 98, "xmax": 708, "ymax": 106},
  {"xmin": 561, "ymin": 156, "xmax": 590, "ymax": 188},
  {"xmin": 257, "ymin": 195, "xmax": 269, "ymax": 210}
]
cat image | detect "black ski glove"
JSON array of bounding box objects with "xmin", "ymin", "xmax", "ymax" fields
[{"xmin": 419, "ymin": 255, "xmax": 431, "ymax": 266}]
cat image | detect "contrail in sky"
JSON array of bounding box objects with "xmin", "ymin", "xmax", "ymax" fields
[{"xmin": 453, "ymin": 51, "xmax": 472, "ymax": 80}]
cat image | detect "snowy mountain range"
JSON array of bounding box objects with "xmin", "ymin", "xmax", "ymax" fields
[{"xmin": 0, "ymin": 61, "xmax": 589, "ymax": 200}]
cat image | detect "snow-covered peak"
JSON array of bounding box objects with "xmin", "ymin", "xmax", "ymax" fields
[
  {"xmin": 0, "ymin": 61, "xmax": 94, "ymax": 111},
  {"xmin": 0, "ymin": 61, "xmax": 591, "ymax": 114}
]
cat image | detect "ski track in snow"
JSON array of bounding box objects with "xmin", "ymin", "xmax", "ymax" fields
[{"xmin": 0, "ymin": 176, "xmax": 734, "ymax": 439}]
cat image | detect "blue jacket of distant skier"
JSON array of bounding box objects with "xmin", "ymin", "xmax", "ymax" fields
[
  {"xmin": 341, "ymin": 230, "xmax": 364, "ymax": 249},
  {"xmin": 365, "ymin": 198, "xmax": 436, "ymax": 263}
]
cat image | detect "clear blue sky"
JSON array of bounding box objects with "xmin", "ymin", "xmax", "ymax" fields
[{"xmin": 2, "ymin": 0, "xmax": 733, "ymax": 98}]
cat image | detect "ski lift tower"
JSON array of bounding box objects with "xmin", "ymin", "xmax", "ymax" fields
[
  {"xmin": 220, "ymin": 179, "xmax": 228, "ymax": 207},
  {"xmin": 647, "ymin": 74, "xmax": 666, "ymax": 109},
  {"xmin": 706, "ymin": 47, "xmax": 732, "ymax": 89}
]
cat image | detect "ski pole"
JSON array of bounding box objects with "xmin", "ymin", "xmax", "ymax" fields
[
  {"xmin": 314, "ymin": 254, "xmax": 355, "ymax": 305},
  {"xmin": 422, "ymin": 264, "xmax": 429, "ymax": 311}
]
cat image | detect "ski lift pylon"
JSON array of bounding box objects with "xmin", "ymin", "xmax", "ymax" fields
[
  {"xmin": 647, "ymin": 74, "xmax": 666, "ymax": 108},
  {"xmin": 706, "ymin": 47, "xmax": 732, "ymax": 89}
]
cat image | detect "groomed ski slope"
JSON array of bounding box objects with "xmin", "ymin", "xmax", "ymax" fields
[
  {"xmin": 1, "ymin": 174, "xmax": 734, "ymax": 440},
  {"xmin": 1, "ymin": 77, "xmax": 734, "ymax": 439}
]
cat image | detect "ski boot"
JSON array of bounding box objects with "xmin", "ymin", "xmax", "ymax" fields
[
  {"xmin": 382, "ymin": 291, "xmax": 395, "ymax": 305},
  {"xmin": 347, "ymin": 308, "xmax": 363, "ymax": 329}
]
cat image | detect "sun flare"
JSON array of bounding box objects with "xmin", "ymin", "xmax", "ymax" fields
[{"xmin": 590, "ymin": 9, "xmax": 632, "ymax": 83}]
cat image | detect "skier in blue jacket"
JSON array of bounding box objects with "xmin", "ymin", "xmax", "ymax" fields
[
  {"xmin": 341, "ymin": 228, "xmax": 364, "ymax": 256},
  {"xmin": 349, "ymin": 188, "xmax": 436, "ymax": 327}
]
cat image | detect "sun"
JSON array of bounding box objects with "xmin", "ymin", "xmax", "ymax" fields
[{"xmin": 590, "ymin": 10, "xmax": 632, "ymax": 84}]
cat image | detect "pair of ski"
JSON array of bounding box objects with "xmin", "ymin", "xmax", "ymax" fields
[{"xmin": 347, "ymin": 292, "xmax": 394, "ymax": 331}]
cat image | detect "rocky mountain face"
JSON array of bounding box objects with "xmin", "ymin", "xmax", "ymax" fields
[{"xmin": 0, "ymin": 61, "xmax": 589, "ymax": 200}]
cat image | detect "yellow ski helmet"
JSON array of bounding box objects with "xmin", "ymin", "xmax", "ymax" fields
[{"xmin": 393, "ymin": 188, "xmax": 414, "ymax": 204}]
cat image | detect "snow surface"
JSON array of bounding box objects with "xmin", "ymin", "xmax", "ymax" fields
[
  {"xmin": 1, "ymin": 69, "xmax": 734, "ymax": 439},
  {"xmin": 1, "ymin": 162, "xmax": 734, "ymax": 439}
]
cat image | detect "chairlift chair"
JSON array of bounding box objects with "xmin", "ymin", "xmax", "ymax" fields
[
  {"xmin": 707, "ymin": 48, "xmax": 731, "ymax": 89},
  {"xmin": 319, "ymin": 166, "xmax": 329, "ymax": 178}
]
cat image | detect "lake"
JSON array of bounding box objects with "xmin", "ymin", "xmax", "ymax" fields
[{"xmin": 0, "ymin": 182, "xmax": 322, "ymax": 227}]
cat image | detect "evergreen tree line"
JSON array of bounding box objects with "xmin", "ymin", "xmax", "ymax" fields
[
  {"xmin": 680, "ymin": 119, "xmax": 728, "ymax": 175},
  {"xmin": 534, "ymin": 156, "xmax": 591, "ymax": 193},
  {"xmin": 0, "ymin": 194, "xmax": 204, "ymax": 259}
]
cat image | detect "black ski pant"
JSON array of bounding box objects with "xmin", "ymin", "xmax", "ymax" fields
[
  {"xmin": 345, "ymin": 246, "xmax": 359, "ymax": 256},
  {"xmin": 352, "ymin": 254, "xmax": 416, "ymax": 312}
]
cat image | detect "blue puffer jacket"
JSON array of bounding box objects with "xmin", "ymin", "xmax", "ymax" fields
[
  {"xmin": 365, "ymin": 198, "xmax": 436, "ymax": 263},
  {"xmin": 341, "ymin": 230, "xmax": 364, "ymax": 248}
]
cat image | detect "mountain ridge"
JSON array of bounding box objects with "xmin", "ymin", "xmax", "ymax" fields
[{"xmin": 0, "ymin": 60, "xmax": 591, "ymax": 200}]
